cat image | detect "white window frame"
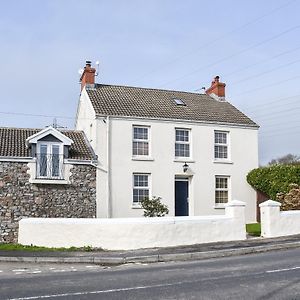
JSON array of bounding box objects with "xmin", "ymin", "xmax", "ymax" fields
[
  {"xmin": 36, "ymin": 142, "xmax": 64, "ymax": 179},
  {"xmin": 214, "ymin": 130, "xmax": 229, "ymax": 160},
  {"xmin": 215, "ymin": 175, "xmax": 230, "ymax": 207},
  {"xmin": 175, "ymin": 128, "xmax": 191, "ymax": 158},
  {"xmin": 132, "ymin": 173, "xmax": 151, "ymax": 206},
  {"xmin": 132, "ymin": 125, "xmax": 150, "ymax": 157}
]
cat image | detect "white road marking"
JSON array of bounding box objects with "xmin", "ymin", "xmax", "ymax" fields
[
  {"xmin": 0, "ymin": 270, "xmax": 3, "ymax": 273},
  {"xmin": 6, "ymin": 281, "xmax": 184, "ymax": 300},
  {"xmin": 27, "ymin": 271, "xmax": 42, "ymax": 274},
  {"xmin": 52, "ymin": 270, "xmax": 67, "ymax": 273},
  {"xmin": 12, "ymin": 269, "xmax": 27, "ymax": 272},
  {"xmin": 266, "ymin": 266, "xmax": 300, "ymax": 273},
  {"xmin": 85, "ymin": 265, "xmax": 97, "ymax": 268}
]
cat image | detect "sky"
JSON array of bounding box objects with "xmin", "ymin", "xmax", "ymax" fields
[{"xmin": 0, "ymin": 0, "xmax": 299, "ymax": 165}]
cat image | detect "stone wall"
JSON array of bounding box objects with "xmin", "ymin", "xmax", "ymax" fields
[{"xmin": 0, "ymin": 161, "xmax": 96, "ymax": 243}]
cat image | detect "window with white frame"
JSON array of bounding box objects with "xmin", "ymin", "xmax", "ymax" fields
[
  {"xmin": 36, "ymin": 142, "xmax": 64, "ymax": 179},
  {"xmin": 175, "ymin": 129, "xmax": 190, "ymax": 158},
  {"xmin": 215, "ymin": 176, "xmax": 230, "ymax": 205},
  {"xmin": 214, "ymin": 131, "xmax": 229, "ymax": 159},
  {"xmin": 132, "ymin": 126, "xmax": 149, "ymax": 156},
  {"xmin": 133, "ymin": 174, "xmax": 150, "ymax": 204}
]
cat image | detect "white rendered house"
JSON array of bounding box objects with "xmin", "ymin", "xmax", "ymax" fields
[{"xmin": 75, "ymin": 61, "xmax": 259, "ymax": 223}]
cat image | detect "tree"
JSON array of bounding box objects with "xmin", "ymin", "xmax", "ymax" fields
[
  {"xmin": 141, "ymin": 196, "xmax": 169, "ymax": 217},
  {"xmin": 268, "ymin": 154, "xmax": 300, "ymax": 166}
]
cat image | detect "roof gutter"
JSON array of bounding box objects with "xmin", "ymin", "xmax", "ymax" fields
[{"xmin": 0, "ymin": 157, "xmax": 33, "ymax": 162}]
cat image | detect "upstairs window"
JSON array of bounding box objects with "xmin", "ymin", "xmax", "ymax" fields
[
  {"xmin": 215, "ymin": 176, "xmax": 230, "ymax": 206},
  {"xmin": 133, "ymin": 174, "xmax": 150, "ymax": 204},
  {"xmin": 214, "ymin": 131, "xmax": 229, "ymax": 159},
  {"xmin": 37, "ymin": 143, "xmax": 64, "ymax": 179},
  {"xmin": 175, "ymin": 129, "xmax": 190, "ymax": 158},
  {"xmin": 133, "ymin": 126, "xmax": 149, "ymax": 156}
]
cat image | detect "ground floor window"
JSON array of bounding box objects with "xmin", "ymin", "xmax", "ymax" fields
[
  {"xmin": 215, "ymin": 176, "xmax": 230, "ymax": 206},
  {"xmin": 133, "ymin": 173, "xmax": 150, "ymax": 204}
]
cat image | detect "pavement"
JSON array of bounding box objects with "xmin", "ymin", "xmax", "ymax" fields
[{"xmin": 0, "ymin": 234, "xmax": 299, "ymax": 265}]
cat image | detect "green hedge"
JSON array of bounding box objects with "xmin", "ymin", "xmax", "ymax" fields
[{"xmin": 246, "ymin": 165, "xmax": 300, "ymax": 199}]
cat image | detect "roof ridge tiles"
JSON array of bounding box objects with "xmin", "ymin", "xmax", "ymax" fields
[{"xmin": 95, "ymin": 83, "xmax": 207, "ymax": 96}]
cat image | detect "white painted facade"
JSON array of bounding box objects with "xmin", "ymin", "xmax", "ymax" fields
[
  {"xmin": 18, "ymin": 200, "xmax": 246, "ymax": 250},
  {"xmin": 76, "ymin": 88, "xmax": 258, "ymax": 223}
]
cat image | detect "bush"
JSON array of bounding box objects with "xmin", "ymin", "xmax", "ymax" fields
[
  {"xmin": 247, "ymin": 164, "xmax": 300, "ymax": 200},
  {"xmin": 277, "ymin": 184, "xmax": 300, "ymax": 210},
  {"xmin": 141, "ymin": 196, "xmax": 169, "ymax": 217}
]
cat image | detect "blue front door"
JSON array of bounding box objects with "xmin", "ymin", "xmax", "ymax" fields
[{"xmin": 175, "ymin": 180, "xmax": 189, "ymax": 216}]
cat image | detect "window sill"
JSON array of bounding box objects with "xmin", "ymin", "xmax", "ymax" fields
[
  {"xmin": 174, "ymin": 158, "xmax": 195, "ymax": 163},
  {"xmin": 132, "ymin": 157, "xmax": 154, "ymax": 161},
  {"xmin": 214, "ymin": 205, "xmax": 226, "ymax": 209},
  {"xmin": 29, "ymin": 178, "xmax": 69, "ymax": 185},
  {"xmin": 132, "ymin": 204, "xmax": 143, "ymax": 209},
  {"xmin": 213, "ymin": 160, "xmax": 233, "ymax": 164}
]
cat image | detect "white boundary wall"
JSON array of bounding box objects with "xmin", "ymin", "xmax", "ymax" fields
[
  {"xmin": 260, "ymin": 200, "xmax": 300, "ymax": 238},
  {"xmin": 18, "ymin": 200, "xmax": 246, "ymax": 250}
]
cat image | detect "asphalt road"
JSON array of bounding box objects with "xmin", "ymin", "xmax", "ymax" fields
[{"xmin": 0, "ymin": 248, "xmax": 299, "ymax": 300}]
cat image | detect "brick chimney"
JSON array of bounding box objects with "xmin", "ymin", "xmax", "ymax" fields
[
  {"xmin": 206, "ymin": 76, "xmax": 226, "ymax": 101},
  {"xmin": 80, "ymin": 61, "xmax": 96, "ymax": 91}
]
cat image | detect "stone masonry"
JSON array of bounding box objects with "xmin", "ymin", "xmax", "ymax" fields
[{"xmin": 0, "ymin": 162, "xmax": 96, "ymax": 243}]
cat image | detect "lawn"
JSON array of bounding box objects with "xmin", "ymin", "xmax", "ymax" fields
[
  {"xmin": 246, "ymin": 223, "xmax": 261, "ymax": 237},
  {"xmin": 0, "ymin": 244, "xmax": 96, "ymax": 252}
]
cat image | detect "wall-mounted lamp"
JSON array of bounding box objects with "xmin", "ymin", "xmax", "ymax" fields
[{"xmin": 183, "ymin": 162, "xmax": 189, "ymax": 173}]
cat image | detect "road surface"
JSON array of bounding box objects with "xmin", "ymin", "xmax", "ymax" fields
[{"xmin": 0, "ymin": 248, "xmax": 299, "ymax": 299}]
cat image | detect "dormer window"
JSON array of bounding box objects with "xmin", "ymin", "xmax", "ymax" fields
[
  {"xmin": 26, "ymin": 126, "xmax": 73, "ymax": 184},
  {"xmin": 37, "ymin": 142, "xmax": 64, "ymax": 179}
]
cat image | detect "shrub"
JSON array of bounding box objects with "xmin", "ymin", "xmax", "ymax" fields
[
  {"xmin": 277, "ymin": 184, "xmax": 300, "ymax": 211},
  {"xmin": 141, "ymin": 196, "xmax": 169, "ymax": 217},
  {"xmin": 247, "ymin": 164, "xmax": 300, "ymax": 200}
]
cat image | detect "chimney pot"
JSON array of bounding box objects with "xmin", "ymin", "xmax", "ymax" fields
[{"xmin": 206, "ymin": 75, "xmax": 226, "ymax": 101}]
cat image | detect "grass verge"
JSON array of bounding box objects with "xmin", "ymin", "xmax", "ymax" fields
[
  {"xmin": 246, "ymin": 223, "xmax": 261, "ymax": 237},
  {"xmin": 0, "ymin": 244, "xmax": 98, "ymax": 252}
]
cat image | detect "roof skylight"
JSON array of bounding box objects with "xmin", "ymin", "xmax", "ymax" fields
[{"xmin": 173, "ymin": 98, "xmax": 186, "ymax": 106}]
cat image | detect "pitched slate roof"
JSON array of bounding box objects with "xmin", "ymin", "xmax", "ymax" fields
[
  {"xmin": 87, "ymin": 84, "xmax": 258, "ymax": 127},
  {"xmin": 0, "ymin": 127, "xmax": 95, "ymax": 160}
]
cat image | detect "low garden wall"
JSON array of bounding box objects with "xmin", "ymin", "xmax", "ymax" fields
[
  {"xmin": 18, "ymin": 200, "xmax": 246, "ymax": 250},
  {"xmin": 260, "ymin": 200, "xmax": 300, "ymax": 238}
]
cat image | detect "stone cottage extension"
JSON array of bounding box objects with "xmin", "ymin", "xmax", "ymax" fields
[{"xmin": 0, "ymin": 126, "xmax": 97, "ymax": 243}]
